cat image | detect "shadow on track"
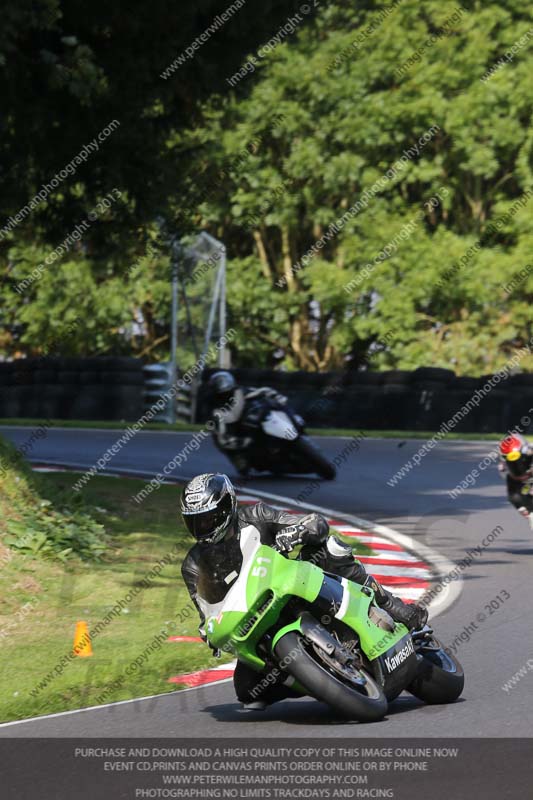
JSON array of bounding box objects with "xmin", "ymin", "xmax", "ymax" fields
[
  {"xmin": 205, "ymin": 698, "xmax": 380, "ymax": 727},
  {"xmin": 203, "ymin": 691, "xmax": 462, "ymax": 728}
]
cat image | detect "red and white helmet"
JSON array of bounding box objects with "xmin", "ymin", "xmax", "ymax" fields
[{"xmin": 500, "ymin": 434, "xmax": 527, "ymax": 461}]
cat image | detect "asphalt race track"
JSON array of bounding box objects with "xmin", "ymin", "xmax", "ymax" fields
[{"xmin": 1, "ymin": 425, "xmax": 532, "ymax": 738}]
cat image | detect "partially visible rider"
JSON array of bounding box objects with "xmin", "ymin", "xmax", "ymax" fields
[
  {"xmin": 498, "ymin": 434, "xmax": 533, "ymax": 530},
  {"xmin": 206, "ymin": 371, "xmax": 289, "ymax": 476},
  {"xmin": 180, "ymin": 472, "xmax": 428, "ymax": 709}
]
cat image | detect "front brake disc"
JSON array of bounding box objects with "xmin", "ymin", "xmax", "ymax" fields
[{"xmin": 310, "ymin": 642, "xmax": 366, "ymax": 686}]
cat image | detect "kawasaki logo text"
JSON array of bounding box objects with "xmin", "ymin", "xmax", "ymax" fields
[{"xmin": 384, "ymin": 638, "xmax": 415, "ymax": 673}]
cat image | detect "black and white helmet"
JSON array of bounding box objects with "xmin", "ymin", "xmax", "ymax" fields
[{"xmin": 180, "ymin": 473, "xmax": 237, "ymax": 545}]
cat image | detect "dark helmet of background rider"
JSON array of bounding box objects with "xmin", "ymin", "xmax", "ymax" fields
[{"xmin": 206, "ymin": 371, "xmax": 236, "ymax": 408}]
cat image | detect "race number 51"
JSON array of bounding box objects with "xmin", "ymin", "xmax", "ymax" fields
[{"xmin": 252, "ymin": 556, "xmax": 271, "ymax": 578}]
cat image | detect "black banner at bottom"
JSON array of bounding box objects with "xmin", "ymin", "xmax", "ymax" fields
[{"xmin": 1, "ymin": 738, "xmax": 530, "ymax": 799}]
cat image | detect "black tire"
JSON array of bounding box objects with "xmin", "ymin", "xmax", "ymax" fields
[
  {"xmin": 57, "ymin": 371, "xmax": 80, "ymax": 385},
  {"xmin": 449, "ymin": 377, "xmax": 480, "ymax": 391},
  {"xmin": 34, "ymin": 370, "xmax": 58, "ymax": 385},
  {"xmin": 105, "ymin": 357, "xmax": 142, "ymax": 371},
  {"xmin": 381, "ymin": 370, "xmax": 413, "ymax": 385},
  {"xmin": 101, "ymin": 370, "xmax": 145, "ymax": 386},
  {"xmin": 274, "ymin": 631, "xmax": 387, "ymax": 722},
  {"xmin": 412, "ymin": 367, "xmax": 455, "ymax": 383},
  {"xmin": 407, "ymin": 640, "xmax": 464, "ymax": 704},
  {"xmin": 509, "ymin": 373, "xmax": 533, "ymax": 387},
  {"xmin": 78, "ymin": 372, "xmax": 101, "ymax": 385},
  {"xmin": 344, "ymin": 371, "xmax": 384, "ymax": 386},
  {"xmin": 293, "ymin": 437, "xmax": 336, "ymax": 480}
]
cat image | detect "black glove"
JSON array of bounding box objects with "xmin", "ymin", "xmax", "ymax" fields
[
  {"xmin": 275, "ymin": 524, "xmax": 306, "ymax": 553},
  {"xmin": 408, "ymin": 603, "xmax": 428, "ymax": 631}
]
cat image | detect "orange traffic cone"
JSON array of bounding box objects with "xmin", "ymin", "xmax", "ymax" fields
[{"xmin": 73, "ymin": 621, "xmax": 93, "ymax": 657}]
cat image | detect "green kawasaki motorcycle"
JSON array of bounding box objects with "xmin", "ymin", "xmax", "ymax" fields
[{"xmin": 198, "ymin": 526, "xmax": 464, "ymax": 722}]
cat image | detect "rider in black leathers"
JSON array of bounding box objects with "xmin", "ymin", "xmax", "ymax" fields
[
  {"xmin": 180, "ymin": 473, "xmax": 428, "ymax": 708},
  {"xmin": 206, "ymin": 371, "xmax": 288, "ymax": 476},
  {"xmin": 498, "ymin": 434, "xmax": 533, "ymax": 530}
]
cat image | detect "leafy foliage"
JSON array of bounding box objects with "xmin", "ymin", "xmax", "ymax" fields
[
  {"xmin": 182, "ymin": 0, "xmax": 533, "ymax": 372},
  {"xmin": 0, "ymin": 435, "xmax": 106, "ymax": 560},
  {"xmin": 0, "ymin": 0, "xmax": 306, "ymax": 236},
  {"xmin": 1, "ymin": 1, "xmax": 533, "ymax": 373}
]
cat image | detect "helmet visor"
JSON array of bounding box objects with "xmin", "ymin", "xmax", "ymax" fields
[
  {"xmin": 212, "ymin": 389, "xmax": 234, "ymax": 408},
  {"xmin": 507, "ymin": 453, "xmax": 530, "ymax": 478}
]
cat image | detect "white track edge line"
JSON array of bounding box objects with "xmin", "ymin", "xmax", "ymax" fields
[
  {"xmin": 26, "ymin": 459, "xmax": 460, "ymax": 618},
  {"xmin": 0, "ymin": 679, "xmax": 236, "ymax": 729},
  {"xmin": 28, "ymin": 459, "xmax": 460, "ymax": 616}
]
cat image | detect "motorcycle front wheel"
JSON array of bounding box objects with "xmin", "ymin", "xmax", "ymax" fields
[{"xmin": 274, "ymin": 631, "xmax": 387, "ymax": 722}]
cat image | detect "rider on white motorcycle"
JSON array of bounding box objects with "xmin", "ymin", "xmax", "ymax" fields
[{"xmin": 206, "ymin": 371, "xmax": 290, "ymax": 476}]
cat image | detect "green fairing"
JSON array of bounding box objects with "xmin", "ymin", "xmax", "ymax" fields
[
  {"xmin": 337, "ymin": 580, "xmax": 408, "ymax": 660},
  {"xmin": 201, "ymin": 537, "xmax": 408, "ymax": 673}
]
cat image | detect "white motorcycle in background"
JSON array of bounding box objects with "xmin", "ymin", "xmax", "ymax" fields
[{"xmin": 213, "ymin": 393, "xmax": 336, "ymax": 480}]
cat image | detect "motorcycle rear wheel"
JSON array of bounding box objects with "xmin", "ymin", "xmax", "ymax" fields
[
  {"xmin": 274, "ymin": 631, "xmax": 387, "ymax": 722},
  {"xmin": 407, "ymin": 638, "xmax": 464, "ymax": 704},
  {"xmin": 292, "ymin": 438, "xmax": 336, "ymax": 480}
]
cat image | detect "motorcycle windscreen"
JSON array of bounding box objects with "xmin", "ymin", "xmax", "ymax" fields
[
  {"xmin": 262, "ymin": 410, "xmax": 298, "ymax": 441},
  {"xmin": 196, "ymin": 536, "xmax": 244, "ymax": 604}
]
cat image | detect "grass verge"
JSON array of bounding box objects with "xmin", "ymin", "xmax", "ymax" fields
[
  {"xmin": 0, "ymin": 472, "xmax": 219, "ymax": 723},
  {"xmin": 0, "ymin": 418, "xmax": 506, "ymax": 440},
  {"xmin": 0, "ymin": 463, "xmax": 370, "ymax": 723}
]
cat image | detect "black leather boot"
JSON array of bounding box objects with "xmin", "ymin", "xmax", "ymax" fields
[{"xmin": 364, "ymin": 576, "xmax": 428, "ymax": 631}]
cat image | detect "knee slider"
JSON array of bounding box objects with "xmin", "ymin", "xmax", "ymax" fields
[{"xmin": 326, "ymin": 535, "xmax": 353, "ymax": 559}]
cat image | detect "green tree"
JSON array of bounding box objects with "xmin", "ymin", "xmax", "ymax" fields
[
  {"xmin": 3, "ymin": 0, "xmax": 533, "ymax": 373},
  {"xmin": 184, "ymin": 0, "xmax": 533, "ymax": 373},
  {"xmin": 0, "ymin": 0, "xmax": 309, "ymax": 359}
]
